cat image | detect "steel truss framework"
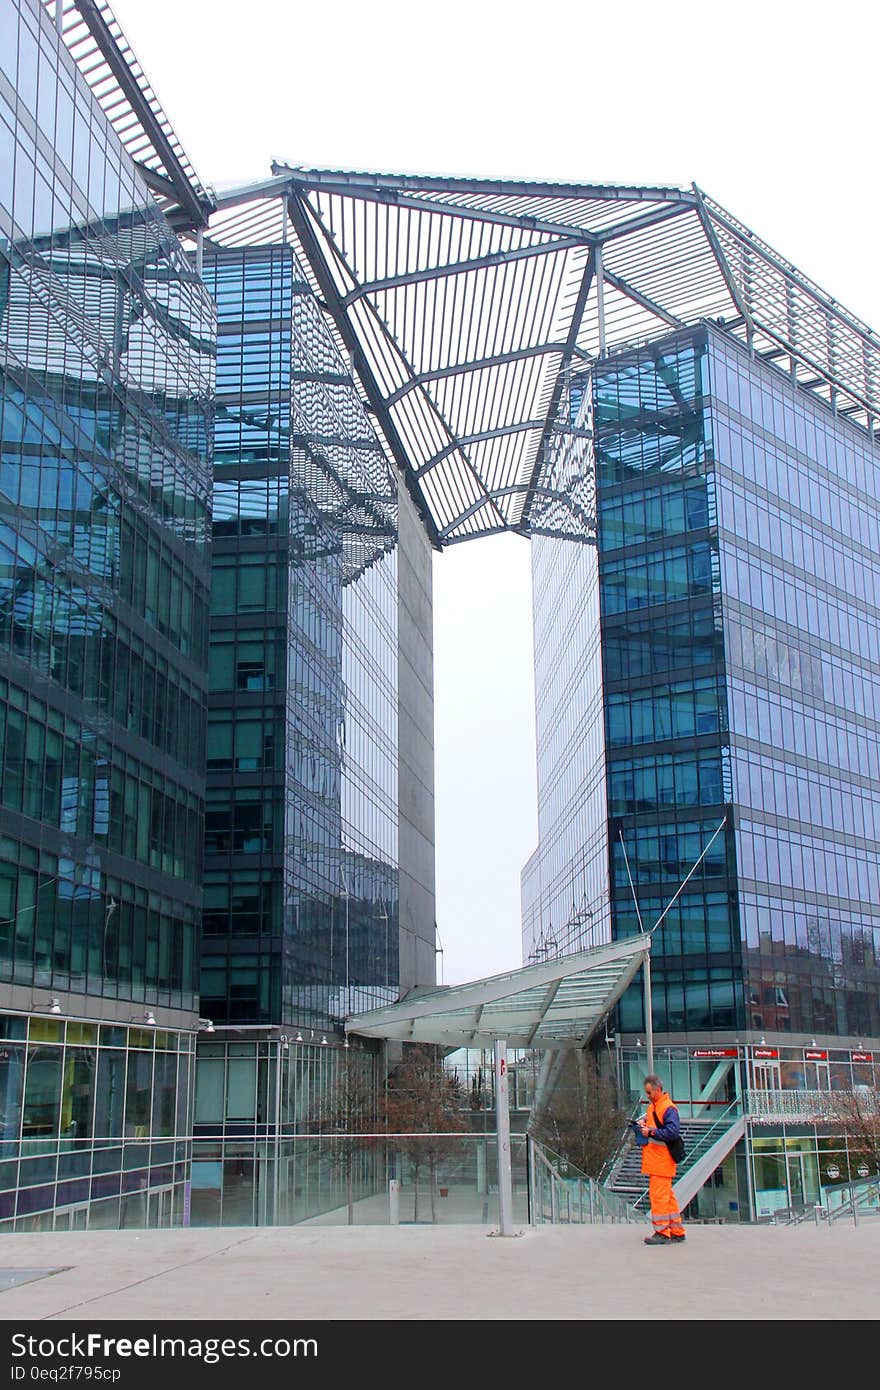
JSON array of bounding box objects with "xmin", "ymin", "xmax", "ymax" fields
[
  {"xmin": 43, "ymin": 0, "xmax": 214, "ymax": 229},
  {"xmin": 46, "ymin": 2, "xmax": 880, "ymax": 545},
  {"xmin": 202, "ymin": 166, "xmax": 880, "ymax": 548}
]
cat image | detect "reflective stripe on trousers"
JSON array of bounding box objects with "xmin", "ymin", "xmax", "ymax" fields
[{"xmin": 649, "ymin": 1175, "xmax": 684, "ymax": 1237}]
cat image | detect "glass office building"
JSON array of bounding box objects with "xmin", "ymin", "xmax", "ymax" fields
[
  {"xmin": 524, "ymin": 323, "xmax": 880, "ymax": 1218},
  {"xmin": 199, "ymin": 242, "xmax": 434, "ymax": 1032},
  {"xmin": 0, "ymin": 0, "xmax": 214, "ymax": 1228},
  {"xmin": 189, "ymin": 238, "xmax": 436, "ymax": 1218}
]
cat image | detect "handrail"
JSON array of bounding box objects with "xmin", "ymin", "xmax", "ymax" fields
[
  {"xmin": 530, "ymin": 1138, "xmax": 640, "ymax": 1225},
  {"xmin": 622, "ymin": 1097, "xmax": 744, "ymax": 1212},
  {"xmin": 598, "ymin": 1096, "xmax": 643, "ymax": 1189}
]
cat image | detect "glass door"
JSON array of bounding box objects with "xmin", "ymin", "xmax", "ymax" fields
[
  {"xmin": 147, "ymin": 1186, "xmax": 172, "ymax": 1229},
  {"xmin": 786, "ymin": 1153, "xmax": 806, "ymax": 1207},
  {"xmin": 753, "ymin": 1061, "xmax": 781, "ymax": 1090},
  {"xmin": 54, "ymin": 1204, "xmax": 88, "ymax": 1230}
]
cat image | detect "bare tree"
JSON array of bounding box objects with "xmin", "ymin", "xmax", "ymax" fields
[
  {"xmin": 825, "ymin": 1085, "xmax": 880, "ymax": 1174},
  {"xmin": 381, "ymin": 1044, "xmax": 467, "ymax": 1222},
  {"xmin": 319, "ymin": 1048, "xmax": 377, "ymax": 1225},
  {"xmin": 530, "ymin": 1050, "xmax": 627, "ymax": 1179}
]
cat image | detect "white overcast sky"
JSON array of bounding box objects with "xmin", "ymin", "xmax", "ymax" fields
[{"xmin": 109, "ymin": 0, "xmax": 879, "ymax": 985}]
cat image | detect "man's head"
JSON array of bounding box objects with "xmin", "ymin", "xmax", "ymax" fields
[{"xmin": 643, "ymin": 1073, "xmax": 664, "ymax": 1102}]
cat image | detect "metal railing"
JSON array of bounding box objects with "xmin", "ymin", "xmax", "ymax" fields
[
  {"xmin": 529, "ymin": 1139, "xmax": 644, "ymax": 1225},
  {"xmin": 823, "ymin": 1177, "xmax": 880, "ymax": 1225},
  {"xmin": 597, "ymin": 1097, "xmax": 644, "ymax": 1192},
  {"xmin": 745, "ymin": 1088, "xmax": 838, "ymax": 1122},
  {"xmin": 625, "ymin": 1098, "xmax": 743, "ymax": 1212}
]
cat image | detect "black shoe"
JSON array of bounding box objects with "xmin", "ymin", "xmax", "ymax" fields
[
  {"xmin": 643, "ymin": 1233, "xmax": 672, "ymax": 1245},
  {"xmin": 670, "ymin": 1233, "xmax": 686, "ymax": 1242}
]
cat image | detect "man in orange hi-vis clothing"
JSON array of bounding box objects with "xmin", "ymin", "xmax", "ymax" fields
[{"xmin": 635, "ymin": 1074, "xmax": 686, "ymax": 1245}]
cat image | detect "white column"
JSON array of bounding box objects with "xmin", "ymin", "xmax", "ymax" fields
[
  {"xmin": 494, "ymin": 1038, "xmax": 514, "ymax": 1236},
  {"xmin": 389, "ymin": 1178, "xmax": 400, "ymax": 1226}
]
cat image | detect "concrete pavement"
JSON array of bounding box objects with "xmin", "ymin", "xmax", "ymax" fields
[{"xmin": 0, "ymin": 1222, "xmax": 877, "ymax": 1320}]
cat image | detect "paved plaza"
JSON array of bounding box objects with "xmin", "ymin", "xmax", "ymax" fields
[{"xmin": 0, "ymin": 1222, "xmax": 876, "ymax": 1321}]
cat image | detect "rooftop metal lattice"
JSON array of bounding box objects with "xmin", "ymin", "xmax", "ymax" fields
[
  {"xmin": 204, "ymin": 167, "xmax": 880, "ymax": 547},
  {"xmin": 43, "ymin": 0, "xmax": 213, "ymax": 229}
]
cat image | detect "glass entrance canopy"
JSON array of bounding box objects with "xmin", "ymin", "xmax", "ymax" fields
[{"xmin": 345, "ymin": 934, "xmax": 650, "ymax": 1050}]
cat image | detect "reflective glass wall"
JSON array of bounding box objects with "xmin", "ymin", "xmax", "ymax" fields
[
  {"xmin": 0, "ymin": 0, "xmax": 214, "ymax": 1016},
  {"xmin": 0, "ymin": 0, "xmax": 214, "ymax": 1232},
  {"xmin": 200, "ymin": 246, "xmax": 401, "ymax": 1032},
  {"xmin": 534, "ymin": 323, "xmax": 880, "ymax": 1044},
  {"xmin": 593, "ymin": 331, "xmax": 741, "ymax": 1033},
  {"xmin": 522, "ymin": 381, "xmax": 610, "ymax": 962},
  {"xmin": 711, "ymin": 332, "xmax": 880, "ymax": 1038},
  {"xmin": 0, "ymin": 1010, "xmax": 195, "ymax": 1231}
]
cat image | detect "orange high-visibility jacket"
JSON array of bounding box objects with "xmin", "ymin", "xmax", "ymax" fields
[{"xmin": 640, "ymin": 1092, "xmax": 679, "ymax": 1177}]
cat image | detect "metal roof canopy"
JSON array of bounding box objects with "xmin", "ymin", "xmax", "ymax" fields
[
  {"xmin": 345, "ymin": 933, "xmax": 650, "ymax": 1051},
  {"xmin": 346, "ymin": 933, "xmax": 652, "ymax": 1235},
  {"xmin": 204, "ymin": 166, "xmax": 880, "ymax": 549},
  {"xmin": 45, "ymin": 0, "xmax": 214, "ymax": 229}
]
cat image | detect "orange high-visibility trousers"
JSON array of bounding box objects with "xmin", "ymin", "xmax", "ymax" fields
[{"xmin": 648, "ymin": 1175, "xmax": 684, "ymax": 1237}]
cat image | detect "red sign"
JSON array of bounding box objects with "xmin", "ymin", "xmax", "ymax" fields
[
  {"xmin": 805, "ymin": 1049, "xmax": 827, "ymax": 1061},
  {"xmin": 692, "ymin": 1047, "xmax": 738, "ymax": 1058},
  {"xmin": 852, "ymin": 1052, "xmax": 873, "ymax": 1063},
  {"xmin": 753, "ymin": 1047, "xmax": 779, "ymax": 1059}
]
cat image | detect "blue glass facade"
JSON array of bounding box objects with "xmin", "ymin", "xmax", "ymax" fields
[
  {"xmin": 525, "ymin": 322, "xmax": 880, "ymax": 1044},
  {"xmin": 200, "ymin": 246, "xmax": 405, "ymax": 1031},
  {"xmin": 0, "ymin": 0, "xmax": 215, "ymax": 1228},
  {"xmin": 593, "ymin": 332, "xmax": 740, "ymax": 1034},
  {"xmin": 711, "ymin": 333, "xmax": 880, "ymax": 1039}
]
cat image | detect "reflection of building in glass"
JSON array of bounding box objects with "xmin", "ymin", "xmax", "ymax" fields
[
  {"xmin": 190, "ymin": 228, "xmax": 437, "ymax": 1224},
  {"xmin": 0, "ymin": 0, "xmax": 214, "ymax": 1229},
  {"xmin": 200, "ymin": 243, "xmax": 425, "ymax": 1032}
]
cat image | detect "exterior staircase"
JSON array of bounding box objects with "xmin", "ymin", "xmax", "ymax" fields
[{"xmin": 602, "ymin": 1099, "xmax": 745, "ymax": 1214}]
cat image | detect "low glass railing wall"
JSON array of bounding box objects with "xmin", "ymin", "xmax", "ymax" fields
[
  {"xmin": 530, "ymin": 1140, "xmax": 643, "ymax": 1225},
  {"xmin": 188, "ymin": 1132, "xmax": 529, "ymax": 1228}
]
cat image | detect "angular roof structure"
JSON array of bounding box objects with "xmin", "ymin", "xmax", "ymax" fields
[
  {"xmin": 205, "ymin": 167, "xmax": 880, "ymax": 547},
  {"xmin": 45, "ymin": 0, "xmax": 213, "ymax": 229},
  {"xmin": 47, "ymin": 3, "xmax": 880, "ymax": 548}
]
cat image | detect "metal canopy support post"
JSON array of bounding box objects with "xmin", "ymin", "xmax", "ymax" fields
[
  {"xmin": 643, "ymin": 951, "xmax": 654, "ymax": 1074},
  {"xmin": 494, "ymin": 1039, "xmax": 514, "ymax": 1236}
]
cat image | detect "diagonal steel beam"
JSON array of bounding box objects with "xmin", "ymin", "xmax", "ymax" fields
[
  {"xmin": 279, "ymin": 174, "xmax": 601, "ymax": 244},
  {"xmin": 72, "ymin": 0, "xmax": 211, "ymax": 228},
  {"xmin": 275, "ymin": 164, "xmax": 692, "ymax": 205},
  {"xmin": 691, "ymin": 185, "xmax": 754, "ymax": 341},
  {"xmin": 341, "ymin": 235, "xmax": 583, "ymax": 305},
  {"xmin": 603, "ymin": 270, "xmax": 686, "ymax": 330},
  {"xmin": 597, "ymin": 201, "xmax": 696, "ymax": 244},
  {"xmin": 385, "ymin": 343, "xmax": 567, "ymax": 407},
  {"xmin": 285, "ymin": 190, "xmax": 443, "ymax": 549},
  {"xmin": 297, "ymin": 191, "xmax": 511, "ymax": 539},
  {"xmin": 414, "ymin": 420, "xmax": 546, "ymax": 478}
]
